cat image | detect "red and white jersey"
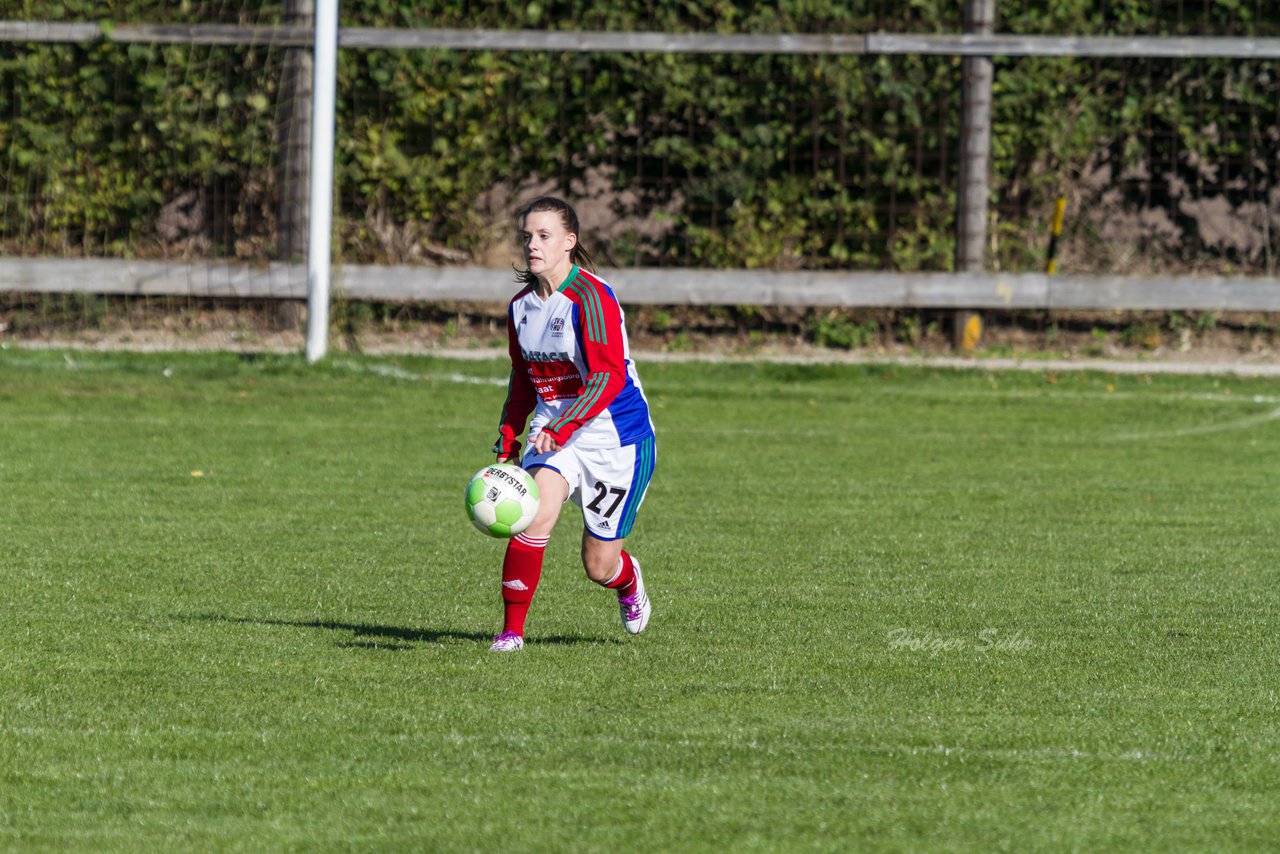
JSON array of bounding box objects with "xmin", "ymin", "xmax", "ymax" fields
[{"xmin": 494, "ymin": 266, "xmax": 654, "ymax": 454}]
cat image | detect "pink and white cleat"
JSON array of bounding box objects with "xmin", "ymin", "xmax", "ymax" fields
[
  {"xmin": 618, "ymin": 559, "xmax": 651, "ymax": 635},
  {"xmin": 489, "ymin": 630, "xmax": 524, "ymax": 652}
]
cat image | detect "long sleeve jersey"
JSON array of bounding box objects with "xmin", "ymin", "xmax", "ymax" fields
[{"xmin": 494, "ymin": 266, "xmax": 654, "ymax": 456}]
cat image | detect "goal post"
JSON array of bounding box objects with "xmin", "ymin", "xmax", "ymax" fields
[{"xmin": 305, "ymin": 0, "xmax": 339, "ymax": 362}]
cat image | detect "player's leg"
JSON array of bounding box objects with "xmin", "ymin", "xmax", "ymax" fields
[
  {"xmin": 525, "ymin": 464, "xmax": 571, "ymax": 539},
  {"xmin": 492, "ymin": 463, "xmax": 572, "ymax": 651},
  {"xmin": 581, "ymin": 532, "xmax": 625, "ymax": 584},
  {"xmin": 578, "ymin": 437, "xmax": 656, "ymax": 634},
  {"xmin": 583, "ymin": 531, "xmax": 650, "ymax": 635}
]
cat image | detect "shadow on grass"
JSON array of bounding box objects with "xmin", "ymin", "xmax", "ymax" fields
[{"xmin": 182, "ymin": 613, "xmax": 619, "ymax": 649}]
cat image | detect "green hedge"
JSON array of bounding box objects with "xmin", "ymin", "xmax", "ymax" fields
[{"xmin": 1, "ymin": 1, "xmax": 1278, "ymax": 272}]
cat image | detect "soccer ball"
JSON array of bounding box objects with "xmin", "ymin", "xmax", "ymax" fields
[{"xmin": 464, "ymin": 464, "xmax": 540, "ymax": 538}]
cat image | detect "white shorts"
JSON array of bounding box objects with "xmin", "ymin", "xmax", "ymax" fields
[{"xmin": 522, "ymin": 435, "xmax": 656, "ymax": 541}]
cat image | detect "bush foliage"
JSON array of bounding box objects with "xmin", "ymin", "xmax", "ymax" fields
[{"xmin": 1, "ymin": 1, "xmax": 1278, "ymax": 272}]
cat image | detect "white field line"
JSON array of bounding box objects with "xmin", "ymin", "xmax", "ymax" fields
[
  {"xmin": 433, "ymin": 347, "xmax": 1280, "ymax": 378},
  {"xmin": 330, "ymin": 360, "xmax": 425, "ymax": 381},
  {"xmin": 1111, "ymin": 407, "xmax": 1280, "ymax": 441},
  {"xmin": 704, "ymin": 384, "xmax": 1280, "ymax": 407},
  {"xmin": 335, "ymin": 353, "xmax": 1280, "ymax": 408},
  {"xmin": 329, "ymin": 359, "xmax": 507, "ymax": 386},
  {"xmin": 0, "ymin": 350, "xmax": 509, "ymax": 387},
  {"xmin": 640, "ymin": 350, "xmax": 1280, "ymax": 378},
  {"xmin": 11, "ymin": 338, "xmax": 1280, "ymax": 378}
]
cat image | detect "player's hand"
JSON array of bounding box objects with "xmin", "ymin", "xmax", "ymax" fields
[{"xmin": 531, "ymin": 431, "xmax": 560, "ymax": 455}]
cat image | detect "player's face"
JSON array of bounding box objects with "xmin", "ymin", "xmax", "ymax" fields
[{"xmin": 521, "ymin": 210, "xmax": 577, "ymax": 280}]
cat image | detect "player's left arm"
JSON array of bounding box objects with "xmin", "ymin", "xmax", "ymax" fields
[{"xmin": 540, "ymin": 283, "xmax": 627, "ymax": 445}]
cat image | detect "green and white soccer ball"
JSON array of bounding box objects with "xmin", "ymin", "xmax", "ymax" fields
[{"xmin": 465, "ymin": 464, "xmax": 540, "ymax": 538}]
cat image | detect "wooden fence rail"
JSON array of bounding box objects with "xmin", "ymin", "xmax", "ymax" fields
[
  {"xmin": 5, "ymin": 22, "xmax": 1280, "ymax": 58},
  {"xmin": 3, "ymin": 259, "xmax": 1278, "ymax": 312}
]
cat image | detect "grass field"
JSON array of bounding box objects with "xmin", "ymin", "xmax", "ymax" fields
[{"xmin": 2, "ymin": 346, "xmax": 1279, "ymax": 851}]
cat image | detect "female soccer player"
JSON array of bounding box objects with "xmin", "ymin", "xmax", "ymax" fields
[{"xmin": 488, "ymin": 196, "xmax": 657, "ymax": 652}]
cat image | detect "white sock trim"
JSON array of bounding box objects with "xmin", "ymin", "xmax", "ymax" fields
[{"xmin": 601, "ymin": 556, "xmax": 624, "ymax": 587}]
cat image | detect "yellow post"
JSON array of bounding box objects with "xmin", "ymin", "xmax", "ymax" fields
[
  {"xmin": 959, "ymin": 311, "xmax": 984, "ymax": 350},
  {"xmin": 1045, "ymin": 196, "xmax": 1066, "ymax": 275}
]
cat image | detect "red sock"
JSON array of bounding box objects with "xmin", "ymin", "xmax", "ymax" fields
[
  {"xmin": 501, "ymin": 532, "xmax": 548, "ymax": 636},
  {"xmin": 599, "ymin": 550, "xmax": 637, "ymax": 598}
]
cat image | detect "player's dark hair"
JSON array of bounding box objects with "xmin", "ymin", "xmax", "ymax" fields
[{"xmin": 514, "ymin": 196, "xmax": 597, "ymax": 287}]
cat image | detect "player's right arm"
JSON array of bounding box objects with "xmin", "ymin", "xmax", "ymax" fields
[{"xmin": 494, "ymin": 300, "xmax": 537, "ymax": 462}]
